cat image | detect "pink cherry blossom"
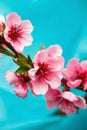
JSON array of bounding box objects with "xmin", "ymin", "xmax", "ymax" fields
[
  {"xmin": 45, "ymin": 89, "xmax": 86, "ymax": 115},
  {"xmin": 28, "ymin": 45, "xmax": 64, "ymax": 95},
  {"xmin": 5, "ymin": 70, "xmax": 29, "ymax": 98},
  {"xmin": 4, "ymin": 12, "xmax": 33, "ymax": 52},
  {"xmin": 62, "ymin": 58, "xmax": 87, "ymax": 90}
]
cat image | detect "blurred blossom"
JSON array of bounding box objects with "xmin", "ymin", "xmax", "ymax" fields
[{"xmin": 45, "ymin": 88, "xmax": 86, "ymax": 115}]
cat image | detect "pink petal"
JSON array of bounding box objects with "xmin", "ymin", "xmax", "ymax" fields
[
  {"xmin": 22, "ymin": 20, "xmax": 34, "ymax": 33},
  {"xmin": 45, "ymin": 88, "xmax": 61, "ymax": 101},
  {"xmin": 11, "ymin": 42, "xmax": 24, "ymax": 53},
  {"xmin": 80, "ymin": 60, "xmax": 87, "ymax": 72},
  {"xmin": 46, "ymin": 100, "xmax": 59, "ymax": 109},
  {"xmin": 74, "ymin": 96, "xmax": 86, "ymax": 109},
  {"xmin": 67, "ymin": 79, "xmax": 82, "ymax": 88},
  {"xmin": 45, "ymin": 73, "xmax": 61, "ymax": 89},
  {"xmin": 47, "ymin": 56, "xmax": 64, "ymax": 71},
  {"xmin": 61, "ymin": 101, "xmax": 77, "ymax": 115},
  {"xmin": 84, "ymin": 82, "xmax": 87, "ymax": 90},
  {"xmin": 67, "ymin": 58, "xmax": 81, "ymax": 74},
  {"xmin": 29, "ymin": 82, "xmax": 37, "ymax": 96},
  {"xmin": 28, "ymin": 66, "xmax": 39, "ymax": 80},
  {"xmin": 20, "ymin": 35, "xmax": 33, "ymax": 47},
  {"xmin": 17, "ymin": 21, "xmax": 33, "ymax": 46},
  {"xmin": 62, "ymin": 68, "xmax": 73, "ymax": 79},
  {"xmin": 61, "ymin": 91, "xmax": 78, "ymax": 102},
  {"xmin": 0, "ymin": 23, "xmax": 3, "ymax": 32},
  {"xmin": 6, "ymin": 12, "xmax": 21, "ymax": 27},
  {"xmin": 47, "ymin": 44, "xmax": 63, "ymax": 57},
  {"xmin": 34, "ymin": 50, "xmax": 48, "ymax": 65},
  {"xmin": 31, "ymin": 78, "xmax": 48, "ymax": 95},
  {"xmin": 5, "ymin": 70, "xmax": 19, "ymax": 85},
  {"xmin": 14, "ymin": 82, "xmax": 28, "ymax": 98}
]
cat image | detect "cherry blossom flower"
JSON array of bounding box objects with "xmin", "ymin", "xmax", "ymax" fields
[
  {"xmin": 28, "ymin": 45, "xmax": 64, "ymax": 95},
  {"xmin": 45, "ymin": 88, "xmax": 86, "ymax": 115},
  {"xmin": 5, "ymin": 70, "xmax": 29, "ymax": 98},
  {"xmin": 4, "ymin": 12, "xmax": 33, "ymax": 52},
  {"xmin": 62, "ymin": 58, "xmax": 87, "ymax": 90}
]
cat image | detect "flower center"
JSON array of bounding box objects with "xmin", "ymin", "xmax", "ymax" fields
[
  {"xmin": 36, "ymin": 63, "xmax": 49, "ymax": 78},
  {"xmin": 78, "ymin": 72, "xmax": 87, "ymax": 83},
  {"xmin": 8, "ymin": 25, "xmax": 22, "ymax": 41},
  {"xmin": 73, "ymin": 71, "xmax": 87, "ymax": 83}
]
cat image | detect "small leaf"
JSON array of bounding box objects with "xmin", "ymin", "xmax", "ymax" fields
[
  {"xmin": 28, "ymin": 55, "xmax": 33, "ymax": 66},
  {"xmin": 13, "ymin": 59, "xmax": 23, "ymax": 67},
  {"xmin": 18, "ymin": 54, "xmax": 28, "ymax": 66},
  {"xmin": 16, "ymin": 66, "xmax": 29, "ymax": 74}
]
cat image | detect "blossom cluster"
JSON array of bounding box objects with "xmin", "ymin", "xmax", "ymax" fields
[{"xmin": 0, "ymin": 12, "xmax": 87, "ymax": 115}]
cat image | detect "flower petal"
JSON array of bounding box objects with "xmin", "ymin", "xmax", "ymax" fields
[
  {"xmin": 74, "ymin": 96, "xmax": 86, "ymax": 109},
  {"xmin": 80, "ymin": 60, "xmax": 87, "ymax": 72},
  {"xmin": 20, "ymin": 35, "xmax": 33, "ymax": 46},
  {"xmin": 5, "ymin": 70, "xmax": 19, "ymax": 85},
  {"xmin": 46, "ymin": 100, "xmax": 59, "ymax": 109},
  {"xmin": 47, "ymin": 44, "xmax": 63, "ymax": 57},
  {"xmin": 67, "ymin": 79, "xmax": 82, "ymax": 88},
  {"xmin": 61, "ymin": 91, "xmax": 78, "ymax": 102},
  {"xmin": 0, "ymin": 23, "xmax": 3, "ymax": 32},
  {"xmin": 12, "ymin": 42, "xmax": 24, "ymax": 52},
  {"xmin": 45, "ymin": 88, "xmax": 61, "ymax": 101},
  {"xmin": 84, "ymin": 82, "xmax": 87, "ymax": 90},
  {"xmin": 62, "ymin": 68, "xmax": 73, "ymax": 79},
  {"xmin": 14, "ymin": 82, "xmax": 28, "ymax": 98},
  {"xmin": 31, "ymin": 78, "xmax": 48, "ymax": 95},
  {"xmin": 22, "ymin": 20, "xmax": 34, "ymax": 33},
  {"xmin": 46, "ymin": 74, "xmax": 61, "ymax": 89},
  {"xmin": 34, "ymin": 50, "xmax": 48, "ymax": 65},
  {"xmin": 47, "ymin": 56, "xmax": 64, "ymax": 71},
  {"xmin": 28, "ymin": 66, "xmax": 39, "ymax": 80},
  {"xmin": 6, "ymin": 12, "xmax": 21, "ymax": 27},
  {"xmin": 61, "ymin": 101, "xmax": 77, "ymax": 115},
  {"xmin": 67, "ymin": 58, "xmax": 81, "ymax": 74}
]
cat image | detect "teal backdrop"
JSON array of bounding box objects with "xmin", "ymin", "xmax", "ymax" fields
[{"xmin": 0, "ymin": 0, "xmax": 87, "ymax": 130}]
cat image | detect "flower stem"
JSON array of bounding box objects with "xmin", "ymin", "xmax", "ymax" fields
[{"xmin": 0, "ymin": 36, "xmax": 18, "ymax": 57}]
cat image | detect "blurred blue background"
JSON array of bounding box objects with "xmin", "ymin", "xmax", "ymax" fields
[{"xmin": 0, "ymin": 0, "xmax": 87, "ymax": 130}]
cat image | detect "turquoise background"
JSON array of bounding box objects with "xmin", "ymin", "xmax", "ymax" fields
[{"xmin": 0, "ymin": 0, "xmax": 87, "ymax": 129}]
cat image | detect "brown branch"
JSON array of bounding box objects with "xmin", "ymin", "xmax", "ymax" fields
[{"xmin": 0, "ymin": 36, "xmax": 18, "ymax": 57}]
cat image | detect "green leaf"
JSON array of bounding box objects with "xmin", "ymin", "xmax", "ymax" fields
[
  {"xmin": 16, "ymin": 66, "xmax": 29, "ymax": 74},
  {"xmin": 28, "ymin": 55, "xmax": 33, "ymax": 66},
  {"xmin": 18, "ymin": 54, "xmax": 28, "ymax": 66},
  {"xmin": 13, "ymin": 59, "xmax": 23, "ymax": 66}
]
